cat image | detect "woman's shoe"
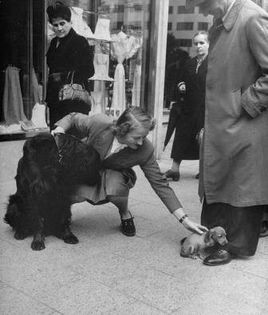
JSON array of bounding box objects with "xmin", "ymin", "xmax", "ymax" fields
[
  {"xmin": 164, "ymin": 169, "xmax": 180, "ymax": 181},
  {"xmin": 121, "ymin": 213, "xmax": 136, "ymax": 237}
]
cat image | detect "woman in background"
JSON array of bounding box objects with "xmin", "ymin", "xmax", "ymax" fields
[
  {"xmin": 46, "ymin": 2, "xmax": 94, "ymax": 128},
  {"xmin": 164, "ymin": 31, "xmax": 209, "ymax": 181}
]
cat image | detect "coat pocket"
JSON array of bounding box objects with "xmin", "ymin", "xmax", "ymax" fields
[{"xmin": 231, "ymin": 89, "xmax": 242, "ymax": 118}]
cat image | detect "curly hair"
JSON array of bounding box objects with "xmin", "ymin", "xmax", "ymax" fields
[{"xmin": 46, "ymin": 1, "xmax": 71, "ymax": 23}]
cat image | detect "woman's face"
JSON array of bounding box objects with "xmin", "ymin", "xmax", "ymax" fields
[
  {"xmin": 51, "ymin": 17, "xmax": 72, "ymax": 38},
  {"xmin": 193, "ymin": 34, "xmax": 209, "ymax": 58},
  {"xmin": 119, "ymin": 124, "xmax": 149, "ymax": 150}
]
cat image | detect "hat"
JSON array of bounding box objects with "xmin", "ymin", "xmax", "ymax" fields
[
  {"xmin": 94, "ymin": 17, "xmax": 112, "ymax": 41},
  {"xmin": 185, "ymin": 0, "xmax": 205, "ymax": 9}
]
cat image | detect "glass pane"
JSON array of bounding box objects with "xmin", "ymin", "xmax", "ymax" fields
[
  {"xmin": 45, "ymin": 0, "xmax": 151, "ymax": 119},
  {"xmin": 92, "ymin": 0, "xmax": 152, "ymax": 116},
  {"xmin": 0, "ymin": 0, "xmax": 47, "ymax": 136}
]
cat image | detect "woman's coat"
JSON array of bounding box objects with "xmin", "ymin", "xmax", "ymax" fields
[
  {"xmin": 200, "ymin": 0, "xmax": 268, "ymax": 207},
  {"xmin": 56, "ymin": 113, "xmax": 182, "ymax": 212}
]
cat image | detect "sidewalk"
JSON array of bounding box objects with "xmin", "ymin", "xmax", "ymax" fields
[{"xmin": 0, "ymin": 127, "xmax": 267, "ymax": 314}]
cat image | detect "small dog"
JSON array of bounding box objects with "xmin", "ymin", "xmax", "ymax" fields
[
  {"xmin": 4, "ymin": 134, "xmax": 78, "ymax": 250},
  {"xmin": 180, "ymin": 226, "xmax": 228, "ymax": 260}
]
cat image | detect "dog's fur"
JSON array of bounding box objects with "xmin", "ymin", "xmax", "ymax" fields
[
  {"xmin": 180, "ymin": 226, "xmax": 228, "ymax": 260},
  {"xmin": 4, "ymin": 134, "xmax": 78, "ymax": 250}
]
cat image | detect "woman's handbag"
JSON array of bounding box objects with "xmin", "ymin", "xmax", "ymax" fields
[{"xmin": 58, "ymin": 71, "xmax": 92, "ymax": 105}]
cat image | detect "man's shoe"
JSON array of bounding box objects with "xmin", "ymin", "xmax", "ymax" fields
[
  {"xmin": 260, "ymin": 221, "xmax": 268, "ymax": 237},
  {"xmin": 163, "ymin": 169, "xmax": 180, "ymax": 181},
  {"xmin": 203, "ymin": 249, "xmax": 232, "ymax": 266},
  {"xmin": 121, "ymin": 214, "xmax": 136, "ymax": 237}
]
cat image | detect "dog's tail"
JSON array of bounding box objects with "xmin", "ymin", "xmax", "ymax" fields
[
  {"xmin": 4, "ymin": 194, "xmax": 23, "ymax": 228},
  {"xmin": 180, "ymin": 237, "xmax": 187, "ymax": 245}
]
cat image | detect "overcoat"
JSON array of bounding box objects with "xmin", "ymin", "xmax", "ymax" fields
[
  {"xmin": 167, "ymin": 56, "xmax": 207, "ymax": 161},
  {"xmin": 46, "ymin": 28, "xmax": 94, "ymax": 126},
  {"xmin": 56, "ymin": 113, "xmax": 182, "ymax": 212},
  {"xmin": 200, "ymin": 0, "xmax": 268, "ymax": 207}
]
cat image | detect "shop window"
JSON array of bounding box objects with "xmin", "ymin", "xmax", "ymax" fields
[
  {"xmin": 89, "ymin": 0, "xmax": 152, "ymax": 116},
  {"xmin": 0, "ymin": 0, "xmax": 47, "ymax": 138},
  {"xmin": 176, "ymin": 22, "xmax": 194, "ymax": 30}
]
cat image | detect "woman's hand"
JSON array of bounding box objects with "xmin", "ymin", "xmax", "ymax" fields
[
  {"xmin": 177, "ymin": 82, "xmax": 186, "ymax": 94},
  {"xmin": 51, "ymin": 126, "xmax": 65, "ymax": 136},
  {"xmin": 182, "ymin": 217, "xmax": 208, "ymax": 234}
]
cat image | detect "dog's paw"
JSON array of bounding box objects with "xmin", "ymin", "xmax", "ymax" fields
[
  {"xmin": 31, "ymin": 239, "xmax": 45, "ymax": 251},
  {"xmin": 14, "ymin": 231, "xmax": 28, "ymax": 240},
  {"xmin": 63, "ymin": 232, "xmax": 79, "ymax": 244}
]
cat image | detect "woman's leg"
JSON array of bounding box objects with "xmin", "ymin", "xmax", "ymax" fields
[
  {"xmin": 105, "ymin": 170, "xmax": 136, "ymax": 236},
  {"xmin": 107, "ymin": 196, "xmax": 132, "ymax": 220}
]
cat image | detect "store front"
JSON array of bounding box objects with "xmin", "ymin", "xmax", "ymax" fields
[{"xmin": 0, "ymin": 0, "xmax": 167, "ymax": 149}]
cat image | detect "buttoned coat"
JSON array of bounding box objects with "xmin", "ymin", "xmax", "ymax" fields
[
  {"xmin": 200, "ymin": 0, "xmax": 268, "ymax": 207},
  {"xmin": 56, "ymin": 113, "xmax": 182, "ymax": 212}
]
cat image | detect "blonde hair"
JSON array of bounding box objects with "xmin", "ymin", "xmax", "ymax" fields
[
  {"xmin": 115, "ymin": 106, "xmax": 156, "ymax": 137},
  {"xmin": 193, "ymin": 31, "xmax": 209, "ymax": 42}
]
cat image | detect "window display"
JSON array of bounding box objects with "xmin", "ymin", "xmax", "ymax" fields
[
  {"xmin": 0, "ymin": 0, "xmax": 152, "ymax": 137},
  {"xmin": 0, "ymin": 0, "xmax": 48, "ymax": 137}
]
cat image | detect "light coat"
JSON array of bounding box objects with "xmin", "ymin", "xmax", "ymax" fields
[
  {"xmin": 56, "ymin": 113, "xmax": 182, "ymax": 212},
  {"xmin": 199, "ymin": 0, "xmax": 268, "ymax": 207}
]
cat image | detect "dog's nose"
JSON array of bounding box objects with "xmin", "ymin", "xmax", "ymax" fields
[{"xmin": 222, "ymin": 239, "xmax": 228, "ymax": 245}]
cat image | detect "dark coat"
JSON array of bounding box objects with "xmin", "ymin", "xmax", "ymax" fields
[
  {"xmin": 166, "ymin": 56, "xmax": 207, "ymax": 161},
  {"xmin": 46, "ymin": 28, "xmax": 94, "ymax": 126}
]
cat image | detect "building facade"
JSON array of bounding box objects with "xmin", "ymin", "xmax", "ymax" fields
[{"xmin": 168, "ymin": 0, "xmax": 212, "ymax": 56}]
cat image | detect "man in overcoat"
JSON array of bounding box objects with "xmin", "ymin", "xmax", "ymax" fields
[{"xmin": 187, "ymin": 0, "xmax": 268, "ymax": 265}]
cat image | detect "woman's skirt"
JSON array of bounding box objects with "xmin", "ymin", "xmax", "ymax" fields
[{"xmin": 71, "ymin": 168, "xmax": 137, "ymax": 205}]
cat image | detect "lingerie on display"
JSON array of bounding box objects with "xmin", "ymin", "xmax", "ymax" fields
[{"xmin": 110, "ymin": 31, "xmax": 141, "ymax": 116}]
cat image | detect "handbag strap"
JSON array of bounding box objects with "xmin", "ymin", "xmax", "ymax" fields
[{"xmin": 66, "ymin": 71, "xmax": 75, "ymax": 84}]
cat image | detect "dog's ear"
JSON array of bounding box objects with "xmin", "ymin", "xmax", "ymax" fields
[
  {"xmin": 204, "ymin": 230, "xmax": 216, "ymax": 246},
  {"xmin": 204, "ymin": 230, "xmax": 212, "ymax": 244}
]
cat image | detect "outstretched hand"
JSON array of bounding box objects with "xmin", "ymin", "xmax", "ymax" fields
[{"xmin": 182, "ymin": 217, "xmax": 208, "ymax": 234}]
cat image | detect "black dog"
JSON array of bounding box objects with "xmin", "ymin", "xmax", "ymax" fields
[{"xmin": 4, "ymin": 133, "xmax": 78, "ymax": 250}]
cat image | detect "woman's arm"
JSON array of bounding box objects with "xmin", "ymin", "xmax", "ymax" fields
[{"xmin": 140, "ymin": 143, "xmax": 207, "ymax": 234}]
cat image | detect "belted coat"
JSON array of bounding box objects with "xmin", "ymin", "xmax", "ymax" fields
[{"xmin": 200, "ymin": 0, "xmax": 268, "ymax": 207}]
